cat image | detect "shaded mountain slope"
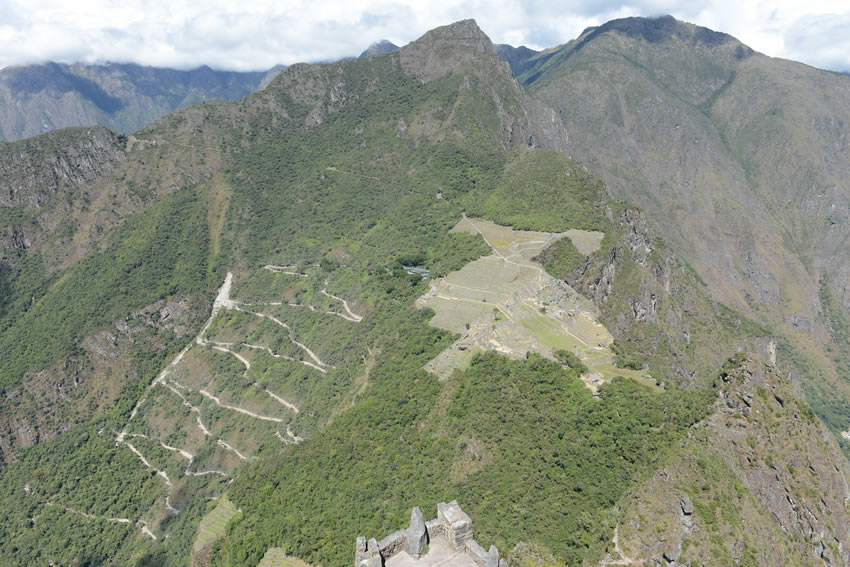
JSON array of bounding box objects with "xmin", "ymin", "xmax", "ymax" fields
[
  {"xmin": 0, "ymin": 62, "xmax": 283, "ymax": 142},
  {"xmin": 359, "ymin": 40, "xmax": 400, "ymax": 58}
]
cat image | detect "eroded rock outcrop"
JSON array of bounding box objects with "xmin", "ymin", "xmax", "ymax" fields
[{"xmin": 611, "ymin": 355, "xmax": 850, "ymax": 566}]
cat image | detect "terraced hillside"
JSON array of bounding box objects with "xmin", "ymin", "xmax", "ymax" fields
[
  {"xmin": 111, "ymin": 266, "xmax": 368, "ymax": 539},
  {"xmin": 418, "ymin": 217, "xmax": 648, "ymax": 388}
]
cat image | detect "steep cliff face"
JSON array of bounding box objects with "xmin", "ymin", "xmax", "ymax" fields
[
  {"xmin": 539, "ymin": 205, "xmax": 772, "ymax": 385},
  {"xmin": 0, "ymin": 126, "xmax": 126, "ymax": 272},
  {"xmin": 613, "ymin": 356, "xmax": 850, "ymax": 566},
  {"xmin": 0, "ymin": 125, "xmax": 126, "ymax": 208}
]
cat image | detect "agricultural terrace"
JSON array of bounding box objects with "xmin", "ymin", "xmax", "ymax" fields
[{"xmin": 417, "ymin": 216, "xmax": 649, "ymax": 388}]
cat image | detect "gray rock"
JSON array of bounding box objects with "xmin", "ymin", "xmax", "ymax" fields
[
  {"xmin": 680, "ymin": 496, "xmax": 694, "ymax": 515},
  {"xmin": 438, "ymin": 501, "xmax": 473, "ymax": 551},
  {"xmin": 407, "ymin": 506, "xmax": 428, "ymax": 557},
  {"xmin": 485, "ymin": 545, "xmax": 500, "ymax": 567}
]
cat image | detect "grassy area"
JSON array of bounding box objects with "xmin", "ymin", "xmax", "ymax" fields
[{"xmin": 194, "ymin": 496, "xmax": 241, "ymax": 552}]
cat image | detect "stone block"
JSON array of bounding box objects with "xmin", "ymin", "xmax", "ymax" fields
[
  {"xmin": 485, "ymin": 545, "xmax": 499, "ymax": 567},
  {"xmin": 467, "ymin": 540, "xmax": 488, "ymax": 566},
  {"xmin": 378, "ymin": 530, "xmax": 407, "ymax": 559},
  {"xmin": 425, "ymin": 518, "xmax": 443, "ymax": 538},
  {"xmin": 437, "ymin": 500, "xmax": 472, "ymax": 551},
  {"xmin": 407, "ymin": 506, "xmax": 428, "ymax": 557}
]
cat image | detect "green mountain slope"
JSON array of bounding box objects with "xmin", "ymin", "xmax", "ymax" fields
[{"xmin": 0, "ymin": 17, "xmax": 849, "ymax": 567}]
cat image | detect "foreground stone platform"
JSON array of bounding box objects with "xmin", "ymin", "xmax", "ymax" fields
[
  {"xmin": 355, "ymin": 501, "xmax": 503, "ymax": 567},
  {"xmin": 385, "ymin": 534, "xmax": 478, "ymax": 567}
]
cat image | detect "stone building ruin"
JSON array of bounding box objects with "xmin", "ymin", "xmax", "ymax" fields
[{"xmin": 355, "ymin": 501, "xmax": 504, "ymax": 567}]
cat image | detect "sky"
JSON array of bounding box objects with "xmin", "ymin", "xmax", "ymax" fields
[{"xmin": 1, "ymin": 0, "xmax": 849, "ymax": 73}]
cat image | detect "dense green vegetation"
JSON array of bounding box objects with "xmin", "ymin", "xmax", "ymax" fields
[
  {"xmin": 463, "ymin": 148, "xmax": 610, "ymax": 232},
  {"xmin": 216, "ymin": 351, "xmax": 712, "ymax": 566},
  {"xmin": 540, "ymin": 235, "xmax": 588, "ymax": 281},
  {"xmin": 0, "ymin": 186, "xmax": 216, "ymax": 389}
]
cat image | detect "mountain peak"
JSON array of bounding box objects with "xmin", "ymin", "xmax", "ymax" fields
[
  {"xmin": 399, "ymin": 19, "xmax": 498, "ymax": 81},
  {"xmin": 358, "ymin": 39, "xmax": 400, "ymax": 59},
  {"xmin": 578, "ymin": 15, "xmax": 752, "ymax": 54}
]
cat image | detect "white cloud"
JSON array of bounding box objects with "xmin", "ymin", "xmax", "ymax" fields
[{"xmin": 0, "ymin": 0, "xmax": 848, "ymax": 71}]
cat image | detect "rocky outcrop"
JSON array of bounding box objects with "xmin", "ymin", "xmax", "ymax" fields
[
  {"xmin": 0, "ymin": 296, "xmax": 198, "ymax": 463},
  {"xmin": 0, "ymin": 126, "xmax": 126, "ymax": 208},
  {"xmin": 399, "ymin": 19, "xmax": 498, "ymax": 82},
  {"xmin": 613, "ymin": 355, "xmax": 850, "ymax": 566}
]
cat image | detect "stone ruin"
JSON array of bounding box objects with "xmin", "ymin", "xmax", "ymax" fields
[{"xmin": 355, "ymin": 501, "xmax": 505, "ymax": 567}]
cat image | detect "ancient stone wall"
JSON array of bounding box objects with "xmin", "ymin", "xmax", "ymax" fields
[{"xmin": 355, "ymin": 501, "xmax": 505, "ymax": 567}]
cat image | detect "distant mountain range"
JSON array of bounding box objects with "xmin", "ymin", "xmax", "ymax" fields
[
  {"xmin": 359, "ymin": 39, "xmax": 400, "ymax": 58},
  {"xmin": 0, "ymin": 42, "xmax": 412, "ymax": 142},
  {"xmin": 0, "ymin": 62, "xmax": 284, "ymax": 141}
]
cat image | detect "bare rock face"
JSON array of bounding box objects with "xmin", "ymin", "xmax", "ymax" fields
[
  {"xmin": 0, "ymin": 126, "xmax": 126, "ymax": 208},
  {"xmin": 399, "ymin": 19, "xmax": 496, "ymax": 82},
  {"xmin": 407, "ymin": 506, "xmax": 427, "ymax": 557}
]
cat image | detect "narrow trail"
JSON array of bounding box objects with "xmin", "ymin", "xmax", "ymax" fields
[
  {"xmin": 325, "ymin": 165, "xmax": 380, "ymax": 181},
  {"xmin": 238, "ymin": 307, "xmax": 334, "ymax": 370},
  {"xmin": 185, "ymin": 469, "xmax": 227, "ymax": 477},
  {"xmin": 287, "ymin": 425, "xmax": 304, "ymax": 443},
  {"xmin": 42, "ymin": 501, "xmax": 155, "ymax": 539},
  {"xmin": 320, "ymin": 289, "xmax": 363, "ymax": 321},
  {"xmin": 140, "ymin": 524, "xmax": 157, "ymax": 540},
  {"xmin": 199, "ymin": 389, "xmax": 284, "ymax": 423},
  {"xmin": 240, "ymin": 297, "xmax": 360, "ymax": 323},
  {"xmin": 160, "ymin": 441, "xmax": 194, "ymax": 461},
  {"xmin": 275, "ymin": 425, "xmax": 304, "ymax": 445},
  {"xmin": 264, "ymin": 264, "xmax": 308, "ymax": 277},
  {"xmin": 262, "ymin": 387, "xmax": 300, "ymax": 413},
  {"xmin": 43, "ymin": 501, "xmax": 131, "ymax": 523},
  {"xmin": 127, "ymin": 432, "xmax": 195, "ymax": 462},
  {"xmin": 217, "ymin": 439, "xmax": 249, "ymax": 461},
  {"xmin": 160, "ymin": 379, "xmax": 212, "ymax": 437},
  {"xmin": 600, "ymin": 526, "xmax": 636, "ymax": 566},
  {"xmin": 243, "ymin": 342, "xmax": 327, "ymax": 373},
  {"xmin": 211, "ymin": 344, "xmax": 252, "ymax": 369}
]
